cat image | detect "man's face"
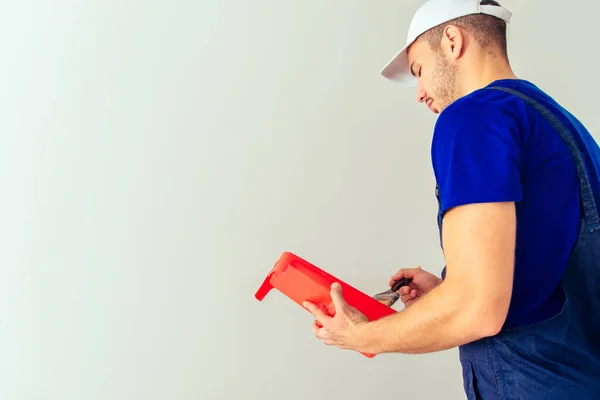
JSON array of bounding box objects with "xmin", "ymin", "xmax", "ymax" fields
[{"xmin": 407, "ymin": 39, "xmax": 459, "ymax": 114}]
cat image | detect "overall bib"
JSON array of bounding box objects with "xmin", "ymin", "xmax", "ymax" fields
[{"xmin": 436, "ymin": 86, "xmax": 600, "ymax": 399}]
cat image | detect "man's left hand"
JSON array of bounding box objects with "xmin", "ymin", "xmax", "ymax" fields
[{"xmin": 303, "ymin": 282, "xmax": 371, "ymax": 352}]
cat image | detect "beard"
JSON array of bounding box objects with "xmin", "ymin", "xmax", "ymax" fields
[{"xmin": 430, "ymin": 52, "xmax": 459, "ymax": 112}]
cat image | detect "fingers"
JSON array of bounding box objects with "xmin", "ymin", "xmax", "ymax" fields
[
  {"xmin": 329, "ymin": 282, "xmax": 347, "ymax": 312},
  {"xmin": 312, "ymin": 321, "xmax": 340, "ymax": 346},
  {"xmin": 400, "ymin": 288, "xmax": 418, "ymax": 305},
  {"xmin": 303, "ymin": 301, "xmax": 331, "ymax": 327},
  {"xmin": 312, "ymin": 320, "xmax": 328, "ymax": 338},
  {"xmin": 389, "ymin": 266, "xmax": 422, "ymax": 286},
  {"xmin": 325, "ymin": 339, "xmax": 347, "ymax": 349},
  {"xmin": 399, "ymin": 286, "xmax": 411, "ymax": 295},
  {"xmin": 403, "ymin": 298, "xmax": 418, "ymax": 308}
]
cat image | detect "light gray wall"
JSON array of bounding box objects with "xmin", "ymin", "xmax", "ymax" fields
[{"xmin": 1, "ymin": 0, "xmax": 598, "ymax": 399}]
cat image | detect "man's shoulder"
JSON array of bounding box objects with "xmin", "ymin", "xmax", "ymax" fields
[
  {"xmin": 442, "ymin": 80, "xmax": 537, "ymax": 120},
  {"xmin": 433, "ymin": 79, "xmax": 544, "ymax": 138}
]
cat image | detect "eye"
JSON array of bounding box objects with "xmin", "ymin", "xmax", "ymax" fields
[{"xmin": 418, "ymin": 67, "xmax": 422, "ymax": 77}]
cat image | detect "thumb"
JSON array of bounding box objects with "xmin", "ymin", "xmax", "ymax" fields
[{"xmin": 330, "ymin": 282, "xmax": 348, "ymax": 312}]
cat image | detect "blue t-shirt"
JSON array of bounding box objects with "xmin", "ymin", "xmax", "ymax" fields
[{"xmin": 431, "ymin": 79, "xmax": 599, "ymax": 329}]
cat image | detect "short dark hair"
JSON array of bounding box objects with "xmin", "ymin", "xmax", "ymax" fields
[{"xmin": 419, "ymin": 0, "xmax": 508, "ymax": 58}]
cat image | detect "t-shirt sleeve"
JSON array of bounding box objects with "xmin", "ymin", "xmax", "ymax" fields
[{"xmin": 431, "ymin": 98, "xmax": 523, "ymax": 215}]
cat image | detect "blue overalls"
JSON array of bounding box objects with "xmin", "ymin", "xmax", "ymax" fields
[{"xmin": 436, "ymin": 85, "xmax": 600, "ymax": 399}]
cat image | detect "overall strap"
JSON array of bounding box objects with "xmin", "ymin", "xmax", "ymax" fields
[
  {"xmin": 435, "ymin": 184, "xmax": 442, "ymax": 245},
  {"xmin": 485, "ymin": 86, "xmax": 600, "ymax": 232}
]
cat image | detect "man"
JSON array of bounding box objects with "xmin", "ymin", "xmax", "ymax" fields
[{"xmin": 302, "ymin": 0, "xmax": 600, "ymax": 398}]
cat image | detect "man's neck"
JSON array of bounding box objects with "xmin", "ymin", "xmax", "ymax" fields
[{"xmin": 459, "ymin": 53, "xmax": 517, "ymax": 96}]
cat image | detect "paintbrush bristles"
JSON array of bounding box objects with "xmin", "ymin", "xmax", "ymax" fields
[{"xmin": 372, "ymin": 289, "xmax": 401, "ymax": 307}]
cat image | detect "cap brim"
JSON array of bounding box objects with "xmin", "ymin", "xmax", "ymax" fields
[{"xmin": 380, "ymin": 44, "xmax": 416, "ymax": 87}]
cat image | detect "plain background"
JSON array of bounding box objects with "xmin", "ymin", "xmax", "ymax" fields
[{"xmin": 1, "ymin": 0, "xmax": 599, "ymax": 399}]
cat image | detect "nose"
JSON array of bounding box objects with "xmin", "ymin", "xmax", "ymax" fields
[{"xmin": 416, "ymin": 84, "xmax": 427, "ymax": 103}]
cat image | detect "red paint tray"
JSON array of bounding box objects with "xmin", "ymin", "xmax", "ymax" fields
[{"xmin": 255, "ymin": 251, "xmax": 397, "ymax": 357}]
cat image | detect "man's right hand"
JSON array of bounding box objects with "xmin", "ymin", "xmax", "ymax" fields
[{"xmin": 389, "ymin": 267, "xmax": 443, "ymax": 308}]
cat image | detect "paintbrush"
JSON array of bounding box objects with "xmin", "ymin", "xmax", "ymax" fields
[{"xmin": 372, "ymin": 277, "xmax": 413, "ymax": 307}]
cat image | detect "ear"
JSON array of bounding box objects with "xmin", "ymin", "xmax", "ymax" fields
[{"xmin": 441, "ymin": 25, "xmax": 464, "ymax": 60}]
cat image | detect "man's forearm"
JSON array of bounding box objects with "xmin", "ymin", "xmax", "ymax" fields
[{"xmin": 360, "ymin": 281, "xmax": 498, "ymax": 355}]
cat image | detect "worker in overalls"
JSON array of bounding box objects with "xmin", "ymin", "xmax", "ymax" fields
[{"xmin": 303, "ymin": 1, "xmax": 600, "ymax": 398}]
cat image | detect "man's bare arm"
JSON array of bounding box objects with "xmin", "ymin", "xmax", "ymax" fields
[{"xmin": 359, "ymin": 201, "xmax": 516, "ymax": 355}]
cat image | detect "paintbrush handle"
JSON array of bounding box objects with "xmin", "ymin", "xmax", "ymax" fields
[{"xmin": 391, "ymin": 277, "xmax": 413, "ymax": 292}]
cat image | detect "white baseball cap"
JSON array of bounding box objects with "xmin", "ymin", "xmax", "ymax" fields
[{"xmin": 380, "ymin": 0, "xmax": 512, "ymax": 87}]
